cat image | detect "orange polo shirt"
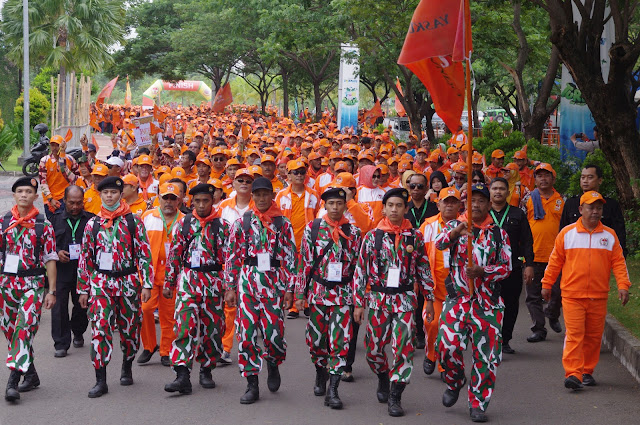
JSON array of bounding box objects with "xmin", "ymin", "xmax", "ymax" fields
[
  {"xmin": 290, "ymin": 193, "xmax": 306, "ymax": 250},
  {"xmin": 84, "ymin": 185, "xmax": 102, "ymax": 215},
  {"xmin": 129, "ymin": 196, "xmax": 148, "ymax": 216},
  {"xmin": 526, "ymin": 189, "xmax": 564, "ymax": 263}
]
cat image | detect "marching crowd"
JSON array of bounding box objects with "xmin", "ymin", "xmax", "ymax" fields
[{"xmin": 0, "ymin": 105, "xmax": 632, "ymax": 423}]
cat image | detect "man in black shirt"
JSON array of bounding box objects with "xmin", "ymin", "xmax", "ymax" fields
[
  {"xmin": 489, "ymin": 178, "xmax": 534, "ymax": 354},
  {"xmin": 559, "ymin": 164, "xmax": 626, "ymax": 255},
  {"xmin": 50, "ymin": 185, "xmax": 93, "ymax": 357}
]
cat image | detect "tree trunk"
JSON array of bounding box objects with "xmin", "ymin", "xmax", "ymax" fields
[
  {"xmin": 313, "ymin": 81, "xmax": 322, "ymax": 122},
  {"xmin": 281, "ymin": 70, "xmax": 289, "ymax": 117},
  {"xmin": 472, "ymin": 86, "xmax": 481, "ymax": 129}
]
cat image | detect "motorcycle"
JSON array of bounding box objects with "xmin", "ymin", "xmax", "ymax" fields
[{"xmin": 22, "ymin": 123, "xmax": 86, "ymax": 177}]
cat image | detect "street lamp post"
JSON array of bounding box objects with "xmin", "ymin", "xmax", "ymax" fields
[{"xmin": 22, "ymin": 0, "xmax": 30, "ymax": 159}]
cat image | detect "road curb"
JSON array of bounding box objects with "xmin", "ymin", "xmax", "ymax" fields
[
  {"xmin": 603, "ymin": 314, "xmax": 640, "ymax": 383},
  {"xmin": 0, "ymin": 171, "xmax": 22, "ymax": 177}
]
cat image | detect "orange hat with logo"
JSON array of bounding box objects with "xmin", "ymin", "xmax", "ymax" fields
[
  {"xmin": 210, "ymin": 146, "xmax": 228, "ymax": 157},
  {"xmin": 171, "ymin": 167, "xmax": 186, "ymax": 179},
  {"xmin": 451, "ymin": 162, "xmax": 468, "ymax": 173},
  {"xmin": 137, "ymin": 154, "xmax": 153, "ymax": 166},
  {"xmin": 161, "ymin": 148, "xmax": 175, "ymax": 158},
  {"xmin": 287, "ymin": 159, "xmax": 307, "ymax": 171},
  {"xmin": 260, "ymin": 154, "xmax": 276, "ymax": 164},
  {"xmin": 209, "ymin": 178, "xmax": 224, "ymax": 189},
  {"xmin": 438, "ymin": 186, "xmax": 461, "ymax": 201},
  {"xmin": 196, "ymin": 157, "xmax": 212, "ymax": 168},
  {"xmin": 447, "ymin": 146, "xmax": 460, "ymax": 155},
  {"xmin": 159, "ymin": 173, "xmax": 173, "ymax": 186},
  {"xmin": 513, "ymin": 150, "xmax": 527, "ymax": 160},
  {"xmin": 580, "ymin": 191, "xmax": 606, "ymax": 205},
  {"xmin": 334, "ymin": 161, "xmax": 349, "ymax": 173},
  {"xmin": 376, "ymin": 164, "xmax": 390, "ymax": 175},
  {"xmin": 159, "ymin": 182, "xmax": 181, "ymax": 197},
  {"xmin": 333, "ymin": 172, "xmax": 357, "ymax": 188},
  {"xmin": 122, "ymin": 174, "xmax": 139, "ymax": 187},
  {"xmin": 92, "ymin": 163, "xmax": 109, "ymax": 176},
  {"xmin": 235, "ymin": 168, "xmax": 253, "ymax": 179},
  {"xmin": 534, "ymin": 162, "xmax": 556, "ymax": 177},
  {"xmin": 155, "ymin": 165, "xmax": 171, "ymax": 177},
  {"xmin": 492, "ymin": 149, "xmax": 505, "ymax": 158},
  {"xmin": 308, "ymin": 152, "xmax": 322, "ymax": 161},
  {"xmin": 504, "ymin": 162, "xmax": 519, "ymax": 171},
  {"xmin": 428, "ymin": 152, "xmax": 440, "ymax": 162},
  {"xmin": 472, "ymin": 153, "xmax": 484, "ymax": 165},
  {"xmin": 226, "ymin": 158, "xmax": 242, "ymax": 168},
  {"xmin": 329, "ymin": 151, "xmax": 343, "ymax": 160},
  {"xmin": 398, "ymin": 160, "xmax": 412, "ymax": 173},
  {"xmin": 248, "ymin": 165, "xmax": 263, "ymax": 176}
]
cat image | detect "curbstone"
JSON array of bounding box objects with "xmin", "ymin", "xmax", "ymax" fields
[{"xmin": 603, "ymin": 313, "xmax": 640, "ymax": 383}]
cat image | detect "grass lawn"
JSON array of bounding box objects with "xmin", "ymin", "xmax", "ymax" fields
[
  {"xmin": 608, "ymin": 258, "xmax": 640, "ymax": 339},
  {"xmin": 1, "ymin": 149, "xmax": 24, "ymax": 173}
]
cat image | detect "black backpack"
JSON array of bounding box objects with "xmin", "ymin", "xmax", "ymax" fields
[
  {"xmin": 241, "ymin": 211, "xmax": 284, "ymax": 269},
  {"xmin": 0, "ymin": 212, "xmax": 46, "ymax": 277},
  {"xmin": 91, "ymin": 213, "xmax": 137, "ymax": 277},
  {"xmin": 369, "ymin": 229, "xmax": 416, "ymax": 294},
  {"xmin": 180, "ymin": 213, "xmax": 222, "ymax": 272},
  {"xmin": 305, "ymin": 218, "xmax": 353, "ymax": 292}
]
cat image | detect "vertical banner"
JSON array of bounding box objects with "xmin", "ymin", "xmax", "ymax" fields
[
  {"xmin": 559, "ymin": 2, "xmax": 613, "ymax": 162},
  {"xmin": 132, "ymin": 116, "xmax": 154, "ymax": 146},
  {"xmin": 337, "ymin": 44, "xmax": 360, "ymax": 132}
]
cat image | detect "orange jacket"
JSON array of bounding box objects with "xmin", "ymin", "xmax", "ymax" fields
[
  {"xmin": 129, "ymin": 196, "xmax": 148, "ymax": 216},
  {"xmin": 525, "ymin": 189, "xmax": 564, "ymax": 262},
  {"xmin": 541, "ymin": 218, "xmax": 631, "ymax": 299},
  {"xmin": 142, "ymin": 208, "xmax": 185, "ymax": 287},
  {"xmin": 275, "ymin": 186, "xmax": 319, "ymax": 249},
  {"xmin": 84, "ymin": 185, "xmax": 102, "ymax": 215},
  {"xmin": 420, "ymin": 213, "xmax": 452, "ymax": 301},
  {"xmin": 356, "ymin": 186, "xmax": 385, "ymax": 226}
]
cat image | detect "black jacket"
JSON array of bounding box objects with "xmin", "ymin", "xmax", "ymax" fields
[
  {"xmin": 490, "ymin": 204, "xmax": 534, "ymax": 268},
  {"xmin": 559, "ymin": 195, "xmax": 626, "ymax": 256},
  {"xmin": 405, "ymin": 199, "xmax": 439, "ymax": 228},
  {"xmin": 50, "ymin": 210, "xmax": 95, "ymax": 283}
]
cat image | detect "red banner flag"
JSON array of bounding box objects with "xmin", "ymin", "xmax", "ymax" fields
[
  {"xmin": 153, "ymin": 104, "xmax": 167, "ymax": 123},
  {"xmin": 64, "ymin": 129, "xmax": 73, "ymax": 142},
  {"xmin": 91, "ymin": 134, "xmax": 100, "ymax": 152},
  {"xmin": 363, "ymin": 99, "xmax": 383, "ymax": 125},
  {"xmin": 89, "ymin": 111, "xmax": 101, "ymax": 132},
  {"xmin": 394, "ymin": 78, "xmax": 406, "ymax": 117},
  {"xmin": 398, "ymin": 0, "xmax": 472, "ymax": 131},
  {"xmin": 96, "ymin": 76, "xmax": 119, "ymax": 110},
  {"xmin": 150, "ymin": 122, "xmax": 163, "ymax": 135},
  {"xmin": 211, "ymin": 83, "xmax": 233, "ymax": 113}
]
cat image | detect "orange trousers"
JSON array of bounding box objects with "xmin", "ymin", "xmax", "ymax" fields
[
  {"xmin": 423, "ymin": 297, "xmax": 445, "ymax": 372},
  {"xmin": 222, "ymin": 303, "xmax": 236, "ymax": 353},
  {"xmin": 141, "ymin": 285, "xmax": 176, "ymax": 357},
  {"xmin": 562, "ymin": 297, "xmax": 607, "ymax": 380}
]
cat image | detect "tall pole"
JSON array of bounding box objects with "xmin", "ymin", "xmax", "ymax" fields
[{"xmin": 22, "ymin": 0, "xmax": 30, "ymax": 154}]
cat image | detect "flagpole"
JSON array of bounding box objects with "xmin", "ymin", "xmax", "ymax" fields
[{"xmin": 465, "ymin": 57, "xmax": 474, "ymax": 295}]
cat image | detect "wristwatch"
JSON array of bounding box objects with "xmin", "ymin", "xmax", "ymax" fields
[{"xmin": 48, "ymin": 290, "xmax": 56, "ymax": 296}]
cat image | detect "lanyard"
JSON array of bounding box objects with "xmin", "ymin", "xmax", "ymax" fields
[
  {"xmin": 14, "ymin": 226, "xmax": 27, "ymax": 244},
  {"xmin": 411, "ymin": 201, "xmax": 428, "ymax": 226},
  {"xmin": 66, "ymin": 218, "xmax": 81, "ymax": 243},
  {"xmin": 159, "ymin": 210, "xmax": 178, "ymax": 238},
  {"xmin": 105, "ymin": 218, "xmax": 121, "ymax": 251},
  {"xmin": 194, "ymin": 222, "xmax": 217, "ymax": 259},
  {"xmin": 490, "ymin": 205, "xmax": 510, "ymax": 229}
]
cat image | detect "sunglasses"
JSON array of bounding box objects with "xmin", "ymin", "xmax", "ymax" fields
[
  {"xmin": 290, "ymin": 169, "xmax": 307, "ymax": 176},
  {"xmin": 161, "ymin": 195, "xmax": 178, "ymax": 201},
  {"xmin": 212, "ymin": 157, "xmax": 226, "ymax": 162},
  {"xmin": 409, "ymin": 183, "xmax": 425, "ymax": 190},
  {"xmin": 372, "ymin": 174, "xmax": 381, "ymax": 179},
  {"xmin": 472, "ymin": 179, "xmax": 482, "ymax": 183},
  {"xmin": 236, "ymin": 178, "xmax": 253, "ymax": 184},
  {"xmin": 454, "ymin": 175, "xmax": 466, "ymax": 180}
]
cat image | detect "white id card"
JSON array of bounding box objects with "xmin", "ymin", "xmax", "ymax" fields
[
  {"xmin": 387, "ymin": 267, "xmax": 401, "ymax": 288},
  {"xmin": 69, "ymin": 244, "xmax": 81, "ymax": 261},
  {"xmin": 257, "ymin": 252, "xmax": 271, "ymax": 272},
  {"xmin": 3, "ymin": 254, "xmax": 19, "ymax": 274},
  {"xmin": 191, "ymin": 250, "xmax": 201, "ymax": 268},
  {"xmin": 443, "ymin": 249, "xmax": 451, "ymax": 269},
  {"xmin": 99, "ymin": 252, "xmax": 113, "ymax": 271},
  {"xmin": 164, "ymin": 242, "xmax": 171, "ymax": 257},
  {"xmin": 327, "ymin": 262, "xmax": 343, "ymax": 282}
]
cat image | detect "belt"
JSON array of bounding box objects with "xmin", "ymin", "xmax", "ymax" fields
[
  {"xmin": 2, "ymin": 267, "xmax": 46, "ymax": 278},
  {"xmin": 183, "ymin": 262, "xmax": 223, "ymax": 273},
  {"xmin": 369, "ymin": 284, "xmax": 413, "ymax": 295},
  {"xmin": 310, "ymin": 275, "xmax": 353, "ymax": 290},
  {"xmin": 244, "ymin": 257, "xmax": 281, "ymax": 268},
  {"xmin": 96, "ymin": 266, "xmax": 137, "ymax": 278}
]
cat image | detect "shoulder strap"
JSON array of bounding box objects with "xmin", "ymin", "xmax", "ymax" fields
[
  {"xmin": 310, "ymin": 219, "xmax": 321, "ymax": 248},
  {"xmin": 492, "ymin": 225, "xmax": 502, "ymax": 251},
  {"xmin": 125, "ymin": 213, "xmax": 136, "ymax": 259},
  {"xmin": 1, "ymin": 211, "xmax": 12, "ymax": 254},
  {"xmin": 181, "ymin": 213, "xmax": 192, "ymax": 241},
  {"xmin": 374, "ymin": 229, "xmax": 384, "ymax": 272},
  {"xmin": 33, "ymin": 214, "xmax": 45, "ymax": 263},
  {"xmin": 305, "ymin": 219, "xmax": 336, "ymax": 295},
  {"xmin": 243, "ymin": 210, "xmax": 253, "ymax": 254}
]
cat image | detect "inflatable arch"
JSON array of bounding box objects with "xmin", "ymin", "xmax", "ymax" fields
[{"xmin": 142, "ymin": 80, "xmax": 212, "ymax": 108}]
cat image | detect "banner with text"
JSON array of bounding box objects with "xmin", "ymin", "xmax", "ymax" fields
[
  {"xmin": 133, "ymin": 116, "xmax": 154, "ymax": 146},
  {"xmin": 338, "ymin": 44, "xmax": 360, "ymax": 132}
]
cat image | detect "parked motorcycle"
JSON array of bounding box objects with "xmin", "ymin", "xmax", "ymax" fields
[{"xmin": 22, "ymin": 123, "xmax": 85, "ymax": 177}]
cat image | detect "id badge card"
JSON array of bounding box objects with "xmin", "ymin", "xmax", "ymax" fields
[
  {"xmin": 257, "ymin": 252, "xmax": 271, "ymax": 272},
  {"xmin": 191, "ymin": 250, "xmax": 201, "ymax": 268},
  {"xmin": 164, "ymin": 242, "xmax": 171, "ymax": 257},
  {"xmin": 387, "ymin": 267, "xmax": 401, "ymax": 288},
  {"xmin": 327, "ymin": 262, "xmax": 343, "ymax": 282},
  {"xmin": 3, "ymin": 254, "xmax": 19, "ymax": 274},
  {"xmin": 99, "ymin": 252, "xmax": 114, "ymax": 271},
  {"xmin": 442, "ymin": 249, "xmax": 451, "ymax": 269},
  {"xmin": 69, "ymin": 244, "xmax": 81, "ymax": 261}
]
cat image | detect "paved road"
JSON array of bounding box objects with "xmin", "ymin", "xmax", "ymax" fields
[{"xmin": 0, "ymin": 173, "xmax": 638, "ymax": 424}]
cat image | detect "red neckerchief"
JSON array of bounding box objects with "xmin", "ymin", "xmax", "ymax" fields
[
  {"xmin": 5, "ymin": 206, "xmax": 39, "ymax": 232},
  {"xmin": 459, "ymin": 212, "xmax": 493, "ymax": 231},
  {"xmin": 376, "ymin": 217, "xmax": 413, "ymax": 249},
  {"xmin": 251, "ymin": 202, "xmax": 283, "ymax": 229},
  {"xmin": 323, "ymin": 214, "xmax": 351, "ymax": 244},
  {"xmin": 193, "ymin": 208, "xmax": 221, "ymax": 228},
  {"xmin": 99, "ymin": 201, "xmax": 132, "ymax": 229}
]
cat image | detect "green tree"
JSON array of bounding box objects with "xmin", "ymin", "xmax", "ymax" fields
[{"xmin": 14, "ymin": 88, "xmax": 50, "ymax": 126}]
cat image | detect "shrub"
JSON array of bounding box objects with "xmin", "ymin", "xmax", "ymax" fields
[{"xmin": 14, "ymin": 88, "xmax": 51, "ymax": 127}]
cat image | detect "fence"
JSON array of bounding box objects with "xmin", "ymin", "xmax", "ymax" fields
[{"xmin": 50, "ymin": 73, "xmax": 92, "ymax": 148}]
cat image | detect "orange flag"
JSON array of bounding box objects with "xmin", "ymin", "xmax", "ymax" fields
[
  {"xmin": 91, "ymin": 134, "xmax": 100, "ymax": 152},
  {"xmin": 241, "ymin": 123, "xmax": 250, "ymax": 139},
  {"xmin": 153, "ymin": 104, "xmax": 167, "ymax": 122},
  {"xmin": 96, "ymin": 76, "xmax": 119, "ymax": 110},
  {"xmin": 64, "ymin": 129, "xmax": 73, "ymax": 142},
  {"xmin": 394, "ymin": 78, "xmax": 406, "ymax": 117},
  {"xmin": 89, "ymin": 111, "xmax": 101, "ymax": 132},
  {"xmin": 124, "ymin": 77, "xmax": 132, "ymax": 107},
  {"xmin": 398, "ymin": 0, "xmax": 472, "ymax": 131},
  {"xmin": 212, "ymin": 83, "xmax": 233, "ymax": 113},
  {"xmin": 363, "ymin": 99, "xmax": 383, "ymax": 125},
  {"xmin": 150, "ymin": 123, "xmax": 163, "ymax": 135}
]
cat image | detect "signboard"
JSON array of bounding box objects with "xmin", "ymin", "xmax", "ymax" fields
[
  {"xmin": 337, "ymin": 44, "xmax": 360, "ymax": 132},
  {"xmin": 132, "ymin": 116, "xmax": 154, "ymax": 146}
]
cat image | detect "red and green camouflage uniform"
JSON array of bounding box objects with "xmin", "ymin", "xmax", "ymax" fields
[
  {"xmin": 435, "ymin": 219, "xmax": 512, "ymax": 412},
  {"xmin": 296, "ymin": 218, "xmax": 362, "ymax": 375},
  {"xmin": 225, "ymin": 211, "xmax": 297, "ymax": 377},
  {"xmin": 0, "ymin": 214, "xmax": 57, "ymax": 373},
  {"xmin": 78, "ymin": 214, "xmax": 153, "ymax": 369},
  {"xmin": 353, "ymin": 228, "xmax": 433, "ymax": 383},
  {"xmin": 164, "ymin": 215, "xmax": 228, "ymax": 370}
]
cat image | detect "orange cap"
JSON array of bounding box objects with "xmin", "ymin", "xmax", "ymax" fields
[
  {"xmin": 234, "ymin": 168, "xmax": 253, "ymax": 179},
  {"xmin": 416, "ymin": 148, "xmax": 428, "ymax": 155},
  {"xmin": 226, "ymin": 158, "xmax": 242, "ymax": 167},
  {"xmin": 161, "ymin": 148, "xmax": 175, "ymax": 158},
  {"xmin": 287, "ymin": 159, "xmax": 307, "ymax": 171},
  {"xmin": 376, "ymin": 164, "xmax": 390, "ymax": 175},
  {"xmin": 248, "ymin": 165, "xmax": 263, "ymax": 176},
  {"xmin": 580, "ymin": 191, "xmax": 606, "ymax": 206},
  {"xmin": 329, "ymin": 151, "xmax": 343, "ymax": 160},
  {"xmin": 334, "ymin": 161, "xmax": 349, "ymax": 172},
  {"xmin": 260, "ymin": 154, "xmax": 276, "ymax": 164},
  {"xmin": 472, "ymin": 153, "xmax": 483, "ymax": 165},
  {"xmin": 210, "ymin": 146, "xmax": 228, "ymax": 157},
  {"xmin": 513, "ymin": 150, "xmax": 527, "ymax": 160},
  {"xmin": 534, "ymin": 162, "xmax": 556, "ymax": 177},
  {"xmin": 195, "ymin": 131, "xmax": 204, "ymax": 137},
  {"xmin": 91, "ymin": 163, "xmax": 109, "ymax": 176},
  {"xmin": 333, "ymin": 172, "xmax": 356, "ymax": 188},
  {"xmin": 308, "ymin": 152, "xmax": 322, "ymax": 161},
  {"xmin": 159, "ymin": 173, "xmax": 173, "ymax": 185},
  {"xmin": 209, "ymin": 178, "xmax": 224, "ymax": 189},
  {"xmin": 428, "ymin": 152, "xmax": 440, "ymax": 162},
  {"xmin": 159, "ymin": 182, "xmax": 181, "ymax": 197},
  {"xmin": 155, "ymin": 165, "xmax": 171, "ymax": 177},
  {"xmin": 398, "ymin": 160, "xmax": 412, "ymax": 173},
  {"xmin": 451, "ymin": 162, "xmax": 468, "ymax": 173},
  {"xmin": 447, "ymin": 146, "xmax": 459, "ymax": 155},
  {"xmin": 122, "ymin": 174, "xmax": 139, "ymax": 186},
  {"xmin": 171, "ymin": 167, "xmax": 186, "ymax": 179},
  {"xmin": 137, "ymin": 154, "xmax": 153, "ymax": 166},
  {"xmin": 196, "ymin": 157, "xmax": 212, "ymax": 168},
  {"xmin": 504, "ymin": 162, "xmax": 519, "ymax": 171},
  {"xmin": 491, "ymin": 149, "xmax": 505, "ymax": 158},
  {"xmin": 438, "ymin": 186, "xmax": 461, "ymax": 201},
  {"xmin": 50, "ymin": 135, "xmax": 64, "ymax": 145}
]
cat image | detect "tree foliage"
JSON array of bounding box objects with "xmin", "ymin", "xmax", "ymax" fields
[{"xmin": 14, "ymin": 87, "xmax": 50, "ymax": 126}]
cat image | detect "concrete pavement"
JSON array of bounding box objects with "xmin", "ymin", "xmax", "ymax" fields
[{"xmin": 0, "ymin": 176, "xmax": 638, "ymax": 424}]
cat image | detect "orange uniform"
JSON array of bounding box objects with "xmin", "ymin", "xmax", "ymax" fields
[
  {"xmin": 129, "ymin": 196, "xmax": 148, "ymax": 216},
  {"xmin": 519, "ymin": 167, "xmax": 535, "ymax": 191},
  {"xmin": 525, "ymin": 190, "xmax": 564, "ymax": 262},
  {"xmin": 83, "ymin": 185, "xmax": 102, "ymax": 215}
]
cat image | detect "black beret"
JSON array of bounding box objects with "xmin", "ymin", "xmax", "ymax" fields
[
  {"xmin": 189, "ymin": 183, "xmax": 215, "ymax": 197},
  {"xmin": 97, "ymin": 176, "xmax": 124, "ymax": 192},
  {"xmin": 252, "ymin": 177, "xmax": 273, "ymax": 193},
  {"xmin": 321, "ymin": 187, "xmax": 347, "ymax": 202},
  {"xmin": 471, "ymin": 182, "xmax": 491, "ymax": 199},
  {"xmin": 382, "ymin": 187, "xmax": 409, "ymax": 205},
  {"xmin": 12, "ymin": 177, "xmax": 39, "ymax": 193}
]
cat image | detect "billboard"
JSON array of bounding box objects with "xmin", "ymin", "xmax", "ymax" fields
[{"xmin": 337, "ymin": 44, "xmax": 360, "ymax": 132}]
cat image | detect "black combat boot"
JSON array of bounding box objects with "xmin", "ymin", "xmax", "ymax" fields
[
  {"xmin": 18, "ymin": 363, "xmax": 40, "ymax": 392},
  {"xmin": 164, "ymin": 366, "xmax": 192, "ymax": 394},
  {"xmin": 120, "ymin": 359, "xmax": 134, "ymax": 386},
  {"xmin": 199, "ymin": 366, "xmax": 216, "ymax": 389},
  {"xmin": 387, "ymin": 381, "xmax": 406, "ymax": 417},
  {"xmin": 376, "ymin": 372, "xmax": 390, "ymax": 403},
  {"xmin": 88, "ymin": 367, "xmax": 108, "ymax": 398},
  {"xmin": 324, "ymin": 374, "xmax": 343, "ymax": 409},
  {"xmin": 314, "ymin": 365, "xmax": 329, "ymax": 396},
  {"xmin": 266, "ymin": 362, "xmax": 281, "ymax": 392},
  {"xmin": 240, "ymin": 375, "xmax": 259, "ymax": 404},
  {"xmin": 5, "ymin": 369, "xmax": 22, "ymax": 402}
]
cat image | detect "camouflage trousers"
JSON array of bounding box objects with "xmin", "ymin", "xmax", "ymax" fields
[
  {"xmin": 364, "ymin": 307, "xmax": 415, "ymax": 383},
  {"xmin": 170, "ymin": 280, "xmax": 225, "ymax": 370},
  {"xmin": 88, "ymin": 289, "xmax": 141, "ymax": 369},
  {"xmin": 236, "ymin": 291, "xmax": 286, "ymax": 377},
  {"xmin": 0, "ymin": 287, "xmax": 44, "ymax": 373},
  {"xmin": 305, "ymin": 304, "xmax": 351, "ymax": 375},
  {"xmin": 437, "ymin": 298, "xmax": 503, "ymax": 412}
]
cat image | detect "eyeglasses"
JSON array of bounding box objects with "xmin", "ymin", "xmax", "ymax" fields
[
  {"xmin": 472, "ymin": 179, "xmax": 482, "ymax": 183},
  {"xmin": 290, "ymin": 169, "xmax": 306, "ymax": 176},
  {"xmin": 454, "ymin": 175, "xmax": 466, "ymax": 181},
  {"xmin": 409, "ymin": 183, "xmax": 425, "ymax": 190},
  {"xmin": 236, "ymin": 178, "xmax": 253, "ymax": 184},
  {"xmin": 372, "ymin": 174, "xmax": 381, "ymax": 179},
  {"xmin": 212, "ymin": 157, "xmax": 226, "ymax": 162},
  {"xmin": 161, "ymin": 195, "xmax": 178, "ymax": 201}
]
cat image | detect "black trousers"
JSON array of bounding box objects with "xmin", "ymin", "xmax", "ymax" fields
[
  {"xmin": 525, "ymin": 262, "xmax": 561, "ymax": 336},
  {"xmin": 344, "ymin": 307, "xmax": 359, "ymax": 373},
  {"xmin": 414, "ymin": 292, "xmax": 425, "ymax": 342},
  {"xmin": 499, "ymin": 267, "xmax": 523, "ymax": 344},
  {"xmin": 51, "ymin": 279, "xmax": 88, "ymax": 350}
]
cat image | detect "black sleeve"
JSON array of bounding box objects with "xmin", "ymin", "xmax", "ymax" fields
[
  {"xmin": 520, "ymin": 209, "xmax": 535, "ymax": 265},
  {"xmin": 559, "ymin": 202, "xmax": 570, "ymax": 231},
  {"xmin": 608, "ymin": 199, "xmax": 627, "ymax": 256}
]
